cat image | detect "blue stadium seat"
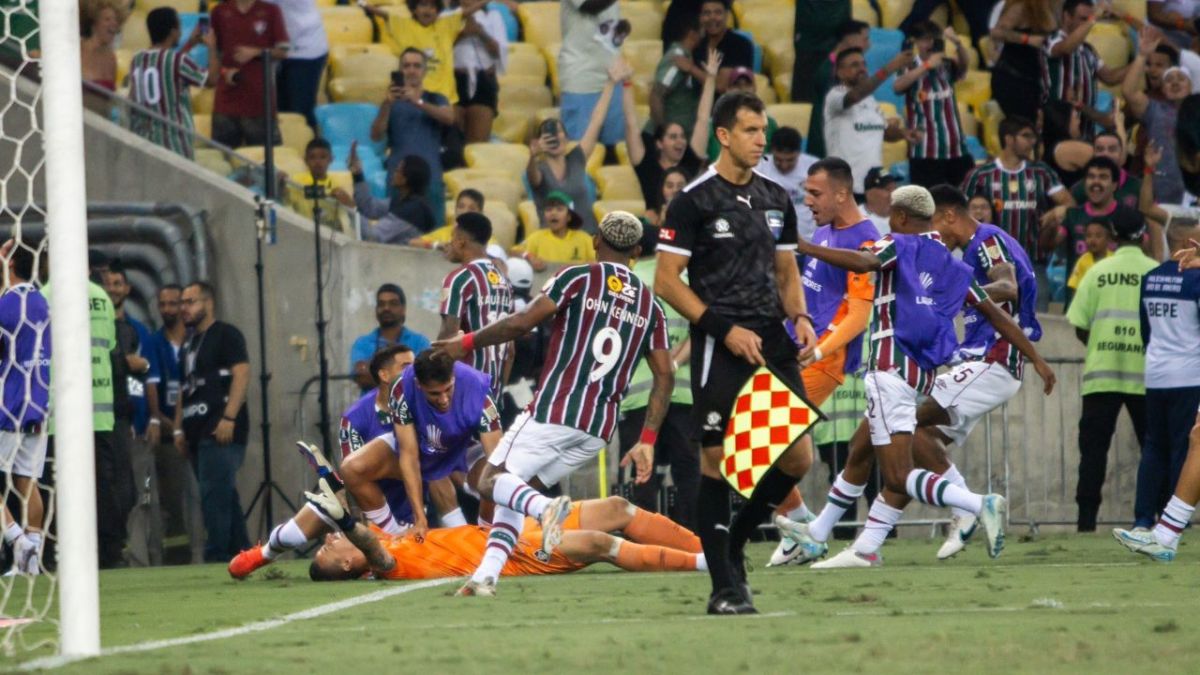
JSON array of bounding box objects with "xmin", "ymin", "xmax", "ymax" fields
[
  {"xmin": 177, "ymin": 13, "xmax": 209, "ymax": 67},
  {"xmin": 1095, "ymin": 89, "xmax": 1113, "ymax": 112},
  {"xmin": 964, "ymin": 136, "xmax": 987, "ymax": 162},
  {"xmin": 888, "ymin": 161, "xmax": 908, "ymax": 182},
  {"xmin": 870, "ymin": 28, "xmax": 904, "ymax": 55},
  {"xmin": 733, "ymin": 30, "xmax": 763, "ymax": 73},
  {"xmin": 330, "ymin": 143, "xmax": 385, "ymax": 175},
  {"xmin": 315, "ymin": 103, "xmax": 386, "ymax": 156},
  {"xmin": 367, "ymin": 168, "xmax": 389, "ymax": 199},
  {"xmin": 490, "ymin": 1, "xmax": 520, "ymax": 42},
  {"xmin": 1046, "ymin": 253, "xmax": 1067, "ymax": 303},
  {"xmin": 865, "ymin": 39, "xmax": 905, "ymax": 109}
]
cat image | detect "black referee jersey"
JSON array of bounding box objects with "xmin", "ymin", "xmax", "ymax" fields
[{"xmin": 657, "ymin": 166, "xmax": 800, "ymax": 332}]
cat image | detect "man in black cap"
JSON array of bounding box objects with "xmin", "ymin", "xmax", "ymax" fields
[{"xmin": 861, "ymin": 167, "xmax": 898, "ymax": 233}]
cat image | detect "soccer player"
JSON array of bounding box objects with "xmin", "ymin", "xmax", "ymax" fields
[
  {"xmin": 434, "ymin": 211, "xmax": 673, "ymax": 597},
  {"xmin": 0, "ymin": 241, "xmax": 50, "ymax": 575},
  {"xmin": 785, "ymin": 185, "xmax": 1055, "ymax": 568},
  {"xmin": 655, "ymin": 90, "xmax": 817, "ymax": 614},
  {"xmin": 438, "ymin": 212, "xmax": 515, "ymax": 402},
  {"xmin": 128, "ymin": 7, "xmax": 217, "ymax": 159},
  {"xmin": 768, "ymin": 157, "xmax": 878, "ymax": 567},
  {"xmin": 341, "ymin": 350, "xmax": 503, "ymax": 541}
]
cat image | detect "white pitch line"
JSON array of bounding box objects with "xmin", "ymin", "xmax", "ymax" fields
[
  {"xmin": 18, "ymin": 577, "xmax": 457, "ymax": 671},
  {"xmin": 832, "ymin": 600, "xmax": 1178, "ymax": 618}
]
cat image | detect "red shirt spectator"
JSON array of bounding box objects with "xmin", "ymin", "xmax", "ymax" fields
[{"xmin": 211, "ymin": 0, "xmax": 289, "ymax": 135}]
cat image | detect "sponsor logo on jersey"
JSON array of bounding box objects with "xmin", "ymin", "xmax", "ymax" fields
[
  {"xmin": 712, "ymin": 218, "xmax": 733, "ymax": 239},
  {"xmin": 703, "ymin": 410, "xmax": 723, "ymax": 431},
  {"xmin": 765, "ymin": 210, "xmax": 784, "ymax": 240},
  {"xmin": 606, "ymin": 275, "xmax": 624, "ymax": 294},
  {"xmin": 920, "ymin": 272, "xmax": 934, "ymax": 289},
  {"xmin": 535, "ymin": 549, "xmax": 551, "ymax": 562},
  {"xmin": 486, "ymin": 270, "xmax": 501, "ymax": 285},
  {"xmin": 424, "ymin": 424, "xmax": 446, "ymax": 453},
  {"xmin": 736, "ymin": 195, "xmax": 753, "ymax": 209},
  {"xmin": 659, "ymin": 228, "xmax": 676, "ymax": 242},
  {"xmin": 254, "ymin": 20, "xmax": 268, "ymax": 35}
]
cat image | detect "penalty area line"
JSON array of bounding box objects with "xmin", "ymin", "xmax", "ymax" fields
[{"xmin": 18, "ymin": 577, "xmax": 458, "ymax": 671}]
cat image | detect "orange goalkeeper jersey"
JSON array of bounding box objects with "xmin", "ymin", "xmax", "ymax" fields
[{"xmin": 372, "ymin": 510, "xmax": 584, "ymax": 580}]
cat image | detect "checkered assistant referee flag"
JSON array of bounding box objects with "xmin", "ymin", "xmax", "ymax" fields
[{"xmin": 720, "ymin": 366, "xmax": 825, "ymax": 498}]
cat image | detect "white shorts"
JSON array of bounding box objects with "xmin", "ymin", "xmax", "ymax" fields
[
  {"xmin": 0, "ymin": 429, "xmax": 48, "ymax": 478},
  {"xmin": 864, "ymin": 370, "xmax": 919, "ymax": 446},
  {"xmin": 489, "ymin": 411, "xmax": 606, "ymax": 487},
  {"xmin": 931, "ymin": 361, "xmax": 1022, "ymax": 447}
]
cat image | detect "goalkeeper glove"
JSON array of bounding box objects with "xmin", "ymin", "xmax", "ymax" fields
[
  {"xmin": 304, "ymin": 477, "xmax": 355, "ymax": 532},
  {"xmin": 296, "ymin": 440, "xmax": 345, "ymax": 492}
]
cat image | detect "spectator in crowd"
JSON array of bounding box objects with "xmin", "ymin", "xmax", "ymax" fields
[
  {"xmin": 145, "ymin": 283, "xmax": 204, "ymax": 564},
  {"xmin": 791, "ymin": 0, "xmax": 852, "ymax": 107},
  {"xmin": 1066, "ymin": 220, "xmax": 1113, "ymax": 300},
  {"xmin": 625, "ymin": 66, "xmax": 703, "ymax": 214},
  {"xmin": 412, "ymin": 188, "xmax": 486, "ymax": 248},
  {"xmin": 1133, "ymin": 218, "xmax": 1200, "ymax": 530},
  {"xmin": 453, "ymin": 0, "xmax": 508, "ymax": 143},
  {"xmin": 967, "ymin": 193, "xmax": 997, "ymax": 224},
  {"xmin": 860, "ymin": 167, "xmax": 896, "ymax": 233},
  {"xmin": 368, "ymin": 0, "xmax": 477, "ymax": 106},
  {"xmin": 104, "ymin": 262, "xmax": 161, "ymax": 567},
  {"xmin": 1043, "ymin": 156, "xmax": 1146, "ymax": 277},
  {"xmin": 172, "ymin": 282, "xmax": 252, "ymax": 562},
  {"xmin": 292, "ymin": 138, "xmax": 354, "ymax": 229},
  {"xmin": 649, "ymin": 14, "xmax": 703, "ymax": 137},
  {"xmin": 1046, "ymin": 0, "xmax": 1130, "ymax": 115},
  {"xmin": 209, "ymin": 0, "xmax": 289, "ymax": 148},
  {"xmin": 645, "ymin": 166, "xmax": 690, "ymax": 226},
  {"xmin": 989, "ymin": 0, "xmax": 1056, "ymax": 123},
  {"xmin": 898, "ymin": 0, "xmax": 993, "ymax": 55},
  {"xmin": 1124, "ymin": 33, "xmax": 1192, "ymax": 205},
  {"xmin": 1065, "ymin": 129, "xmax": 1142, "ymax": 210},
  {"xmin": 1148, "ymin": 0, "xmax": 1200, "ymax": 49},
  {"xmin": 349, "ymin": 283, "xmax": 431, "ymax": 391},
  {"xmin": 351, "ymin": 150, "xmax": 438, "ymax": 244},
  {"xmin": 558, "ymin": 0, "xmax": 626, "ymax": 144},
  {"xmin": 806, "ymin": 19, "xmax": 870, "ymax": 159},
  {"xmin": 695, "ymin": 66, "xmax": 779, "ymax": 161},
  {"xmin": 270, "ymin": 0, "xmax": 328, "ymax": 129},
  {"xmin": 509, "ymin": 190, "xmax": 596, "ymax": 271},
  {"xmin": 1066, "ymin": 208, "xmax": 1157, "ymax": 532},
  {"xmin": 962, "ymin": 116, "xmax": 1072, "ymax": 259},
  {"xmin": 0, "ymin": 241, "xmax": 50, "ymax": 576},
  {"xmin": 370, "ymin": 48, "xmax": 454, "ymax": 213},
  {"xmin": 823, "ymin": 46, "xmax": 915, "ymax": 196},
  {"xmin": 1180, "ymin": 94, "xmax": 1200, "ymax": 195},
  {"xmin": 528, "ymin": 62, "xmax": 630, "ymax": 234},
  {"xmin": 128, "ymin": 8, "xmax": 217, "ymax": 160},
  {"xmin": 755, "ymin": 126, "xmax": 819, "ymax": 239},
  {"xmin": 80, "ymin": 0, "xmax": 124, "ymax": 92},
  {"xmin": 618, "ymin": 225, "xmax": 698, "ymax": 529},
  {"xmin": 693, "ymin": 0, "xmax": 752, "ymax": 94},
  {"xmin": 498, "ymin": 256, "xmax": 544, "ymax": 428},
  {"xmin": 892, "ymin": 21, "xmax": 973, "ymax": 189}
]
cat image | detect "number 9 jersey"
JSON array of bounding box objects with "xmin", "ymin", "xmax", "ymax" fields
[{"xmin": 529, "ymin": 261, "xmax": 670, "ymax": 441}]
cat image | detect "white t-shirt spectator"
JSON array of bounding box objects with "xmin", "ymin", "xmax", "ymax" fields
[
  {"xmin": 558, "ymin": 0, "xmax": 621, "ymax": 94},
  {"xmin": 1182, "ymin": 48, "xmax": 1200, "ymax": 93},
  {"xmin": 454, "ymin": 7, "xmax": 508, "ymax": 75},
  {"xmin": 756, "ymin": 155, "xmax": 819, "ymax": 239},
  {"xmin": 1151, "ymin": 0, "xmax": 1200, "ymax": 47},
  {"xmin": 863, "ymin": 207, "xmax": 890, "ymax": 235},
  {"xmin": 823, "ymin": 84, "xmax": 888, "ymax": 195},
  {"xmin": 268, "ymin": 0, "xmax": 327, "ymax": 60}
]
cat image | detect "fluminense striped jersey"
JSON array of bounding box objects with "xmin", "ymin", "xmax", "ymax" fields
[
  {"xmin": 128, "ymin": 48, "xmax": 207, "ymax": 159},
  {"xmin": 866, "ymin": 233, "xmax": 988, "ymax": 394},
  {"xmin": 440, "ymin": 258, "xmax": 514, "ymax": 400},
  {"xmin": 967, "ymin": 231, "xmax": 1024, "ymax": 379},
  {"xmin": 900, "ymin": 58, "xmax": 968, "ymax": 160},
  {"xmin": 961, "ymin": 160, "xmax": 1063, "ymax": 256},
  {"xmin": 531, "ymin": 262, "xmax": 670, "ymax": 440},
  {"xmin": 1045, "ymin": 30, "xmax": 1102, "ymax": 111}
]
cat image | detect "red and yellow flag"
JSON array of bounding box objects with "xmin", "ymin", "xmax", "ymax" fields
[{"xmin": 720, "ymin": 366, "xmax": 824, "ymax": 498}]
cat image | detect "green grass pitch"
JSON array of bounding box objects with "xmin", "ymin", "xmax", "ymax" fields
[{"xmin": 5, "ymin": 533, "xmax": 1195, "ymax": 673}]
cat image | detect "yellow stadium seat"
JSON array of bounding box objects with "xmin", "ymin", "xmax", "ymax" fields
[
  {"xmin": 593, "ymin": 199, "xmax": 647, "ymax": 222},
  {"xmin": 121, "ymin": 11, "xmax": 151, "ymax": 52},
  {"xmin": 465, "ymin": 142, "xmax": 532, "ymax": 171},
  {"xmin": 632, "ymin": 79, "xmax": 652, "ymax": 105},
  {"xmin": 738, "ymin": 3, "xmax": 794, "ymax": 50},
  {"xmin": 541, "ymin": 43, "xmax": 561, "ymax": 95},
  {"xmin": 954, "ymin": 70, "xmax": 991, "ymax": 116},
  {"xmin": 506, "ymin": 48, "xmax": 549, "ymax": 82},
  {"xmin": 1087, "ymin": 21, "xmax": 1131, "ymax": 69},
  {"xmin": 115, "ymin": 48, "xmax": 134, "ymax": 90},
  {"xmin": 518, "ymin": 2, "xmax": 561, "ymax": 49},
  {"xmin": 620, "ymin": 1, "xmax": 664, "ymax": 41},
  {"xmin": 233, "ymin": 145, "xmax": 309, "ymax": 177},
  {"xmin": 450, "ymin": 176, "xmax": 525, "ymax": 211},
  {"xmin": 518, "ymin": 199, "xmax": 540, "ymax": 237},
  {"xmin": 499, "ymin": 73, "xmax": 551, "ymax": 91},
  {"xmin": 766, "ymin": 103, "xmax": 812, "ymax": 134},
  {"xmin": 492, "ymin": 110, "xmax": 532, "ymax": 143},
  {"xmin": 978, "ymin": 37, "xmax": 998, "ymax": 67},
  {"xmin": 191, "ymin": 86, "xmax": 214, "ymax": 114},
  {"xmin": 138, "ymin": 0, "xmax": 202, "ymax": 13},
  {"xmin": 278, "ymin": 113, "xmax": 314, "ymax": 156},
  {"xmin": 592, "ymin": 165, "xmax": 642, "ymax": 200},
  {"xmin": 876, "ymin": 0, "xmax": 913, "ymax": 28},
  {"xmin": 314, "ymin": 0, "xmax": 338, "ymax": 6},
  {"xmin": 764, "ymin": 38, "xmax": 794, "ymax": 81},
  {"xmin": 329, "ymin": 43, "xmax": 393, "ymax": 64},
  {"xmin": 328, "ymin": 77, "xmax": 385, "ymax": 103},
  {"xmin": 329, "ymin": 51, "xmax": 396, "ymax": 81},
  {"xmin": 321, "ymin": 7, "xmax": 374, "ymax": 46},
  {"xmin": 614, "ymin": 141, "xmax": 630, "ymax": 166},
  {"xmin": 982, "ymin": 100, "xmax": 1003, "ymax": 157},
  {"xmin": 498, "ymin": 82, "xmax": 554, "ymax": 113},
  {"xmin": 193, "ymin": 113, "xmax": 211, "ymax": 138},
  {"xmin": 195, "ymin": 147, "xmax": 232, "ymax": 176},
  {"xmin": 485, "ymin": 203, "xmax": 519, "ymax": 247},
  {"xmin": 772, "ymin": 72, "xmax": 791, "ymax": 102},
  {"xmin": 957, "ymin": 101, "xmax": 978, "ymax": 139},
  {"xmin": 536, "ymin": 107, "xmax": 561, "ymax": 126},
  {"xmin": 945, "ymin": 34, "xmax": 979, "ymax": 72},
  {"xmin": 882, "ymin": 139, "xmax": 906, "ymax": 167},
  {"xmin": 851, "ymin": 0, "xmax": 878, "ymax": 27},
  {"xmin": 621, "ymin": 40, "xmax": 663, "ymax": 85},
  {"xmin": 583, "ymin": 143, "xmax": 605, "ymax": 175},
  {"xmin": 755, "ymin": 74, "xmax": 777, "ymax": 104},
  {"xmin": 1112, "ymin": 0, "xmax": 1145, "ymax": 22},
  {"xmin": 445, "ymin": 167, "xmax": 519, "ymax": 192}
]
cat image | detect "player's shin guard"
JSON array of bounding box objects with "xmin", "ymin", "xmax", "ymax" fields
[
  {"xmin": 625, "ymin": 506, "xmax": 703, "ymax": 553},
  {"xmin": 852, "ymin": 497, "xmax": 904, "ymax": 555},
  {"xmin": 364, "ymin": 504, "xmax": 408, "ymax": 535},
  {"xmin": 440, "ymin": 508, "xmax": 468, "ymax": 527},
  {"xmin": 472, "ymin": 505, "xmax": 525, "ymax": 583},
  {"xmin": 906, "ymin": 469, "xmax": 983, "ymax": 514},
  {"xmin": 729, "ymin": 465, "xmax": 798, "ymax": 555},
  {"xmin": 696, "ymin": 475, "xmax": 736, "ymax": 592},
  {"xmin": 264, "ymin": 520, "xmax": 308, "ymax": 560},
  {"xmin": 1154, "ymin": 496, "xmax": 1194, "ymax": 548},
  {"xmin": 491, "ymin": 473, "xmax": 551, "ymax": 519},
  {"xmin": 611, "ymin": 538, "xmax": 700, "ymax": 572},
  {"xmin": 809, "ymin": 473, "xmax": 866, "ymax": 542},
  {"xmin": 940, "ymin": 464, "xmax": 973, "ymax": 520}
]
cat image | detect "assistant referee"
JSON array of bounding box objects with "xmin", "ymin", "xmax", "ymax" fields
[{"xmin": 655, "ymin": 91, "xmax": 818, "ymax": 615}]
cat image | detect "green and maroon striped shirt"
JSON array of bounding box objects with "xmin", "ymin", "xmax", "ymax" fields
[
  {"xmin": 128, "ymin": 48, "xmax": 207, "ymax": 159},
  {"xmin": 440, "ymin": 258, "xmax": 515, "ymax": 401},
  {"xmin": 900, "ymin": 58, "xmax": 968, "ymax": 160},
  {"xmin": 961, "ymin": 160, "xmax": 1063, "ymax": 256},
  {"xmin": 1045, "ymin": 30, "xmax": 1103, "ymax": 111}
]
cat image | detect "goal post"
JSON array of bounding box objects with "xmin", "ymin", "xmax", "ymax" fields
[{"xmin": 41, "ymin": 0, "xmax": 99, "ymax": 658}]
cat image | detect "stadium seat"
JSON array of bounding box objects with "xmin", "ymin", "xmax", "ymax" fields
[
  {"xmin": 882, "ymin": 138, "xmax": 906, "ymax": 168},
  {"xmin": 982, "ymin": 100, "xmax": 1003, "ymax": 157},
  {"xmin": 763, "ymin": 38, "xmax": 794, "ymax": 82},
  {"xmin": 505, "ymin": 47, "xmax": 549, "ymax": 83},
  {"xmin": 876, "ymin": 0, "xmax": 914, "ymax": 28},
  {"xmin": 584, "ymin": 143, "xmax": 605, "ymax": 175},
  {"xmin": 192, "ymin": 113, "xmax": 212, "ymax": 139},
  {"xmin": 755, "ymin": 74, "xmax": 778, "ymax": 104},
  {"xmin": 964, "ymin": 135, "xmax": 986, "ymax": 162},
  {"xmin": 490, "ymin": 1, "xmax": 520, "ymax": 42},
  {"xmin": 321, "ymin": 7, "xmax": 375, "ymax": 46},
  {"xmin": 518, "ymin": 2, "xmax": 561, "ymax": 49},
  {"xmin": 121, "ymin": 11, "xmax": 151, "ymax": 52},
  {"xmin": 869, "ymin": 28, "xmax": 904, "ymax": 55},
  {"xmin": 498, "ymin": 82, "xmax": 554, "ymax": 114},
  {"xmin": 732, "ymin": 30, "xmax": 763, "ymax": 72},
  {"xmin": 766, "ymin": 103, "xmax": 812, "ymax": 135},
  {"xmin": 772, "ymin": 72, "xmax": 791, "ymax": 103},
  {"xmin": 613, "ymin": 141, "xmax": 630, "ymax": 166},
  {"xmin": 957, "ymin": 101, "xmax": 978, "ymax": 138},
  {"xmin": 620, "ymin": 1, "xmax": 664, "ymax": 41},
  {"xmin": 632, "ymin": 79, "xmax": 653, "ymax": 105},
  {"xmin": 954, "ymin": 70, "xmax": 992, "ymax": 116},
  {"xmin": 329, "ymin": 43, "xmax": 394, "ymax": 68},
  {"xmin": 445, "ymin": 167, "xmax": 518, "ymax": 191},
  {"xmin": 592, "ymin": 165, "xmax": 641, "ymax": 200},
  {"xmin": 115, "ymin": 48, "xmax": 134, "ymax": 90},
  {"xmin": 850, "ymin": 0, "xmax": 878, "ymax": 27},
  {"xmin": 464, "ymin": 142, "xmax": 532, "ymax": 172},
  {"xmin": 978, "ymin": 37, "xmax": 998, "ymax": 67},
  {"xmin": 535, "ymin": 107, "xmax": 561, "ymax": 126},
  {"xmin": 190, "ymin": 86, "xmax": 213, "ymax": 114},
  {"xmin": 1096, "ymin": 89, "xmax": 1113, "ymax": 113},
  {"xmin": 278, "ymin": 113, "xmax": 314, "ymax": 156},
  {"xmin": 621, "ymin": 40, "xmax": 663, "ymax": 85},
  {"xmin": 738, "ymin": 4, "xmax": 793, "ymax": 51},
  {"xmin": 315, "ymin": 103, "xmax": 386, "ymax": 155},
  {"xmin": 1087, "ymin": 21, "xmax": 1131, "ymax": 69},
  {"xmin": 195, "ymin": 147, "xmax": 232, "ymax": 176},
  {"xmin": 1112, "ymin": 0, "xmax": 1145, "ymax": 21},
  {"xmin": 329, "ymin": 51, "xmax": 396, "ymax": 81},
  {"xmin": 498, "ymin": 73, "xmax": 550, "ymax": 91},
  {"xmin": 945, "ymin": 32, "xmax": 979, "ymax": 72},
  {"xmin": 593, "ymin": 199, "xmax": 647, "ymax": 222},
  {"xmin": 447, "ymin": 175, "xmax": 525, "ymax": 211},
  {"xmin": 541, "ymin": 43, "xmax": 561, "ymax": 95},
  {"xmin": 138, "ymin": 0, "xmax": 202, "ymax": 13},
  {"xmin": 492, "ymin": 110, "xmax": 532, "ymax": 143},
  {"xmin": 328, "ymin": 77, "xmax": 386, "ymax": 103},
  {"xmin": 518, "ymin": 199, "xmax": 539, "ymax": 236},
  {"xmin": 234, "ymin": 145, "xmax": 309, "ymax": 177},
  {"xmin": 485, "ymin": 202, "xmax": 519, "ymax": 247}
]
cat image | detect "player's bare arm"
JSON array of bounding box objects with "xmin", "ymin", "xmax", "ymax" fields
[
  {"xmin": 774, "ymin": 249, "xmax": 817, "ymax": 358},
  {"xmin": 796, "ymin": 238, "xmax": 881, "ymax": 274},
  {"xmin": 433, "ymin": 295, "xmax": 557, "ymax": 359},
  {"xmin": 394, "ymin": 422, "xmax": 429, "ymax": 541},
  {"xmin": 437, "ymin": 314, "xmax": 461, "ymax": 341},
  {"xmin": 621, "ymin": 348, "xmax": 674, "ymax": 484},
  {"xmin": 975, "ymin": 299, "xmax": 1056, "ymax": 394},
  {"xmin": 307, "ymin": 482, "xmax": 396, "ymax": 574},
  {"xmin": 982, "ymin": 262, "xmax": 1018, "ymax": 303},
  {"xmin": 656, "ymin": 249, "xmax": 765, "ymax": 366}
]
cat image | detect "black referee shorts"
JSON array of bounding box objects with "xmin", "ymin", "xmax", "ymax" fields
[{"xmin": 690, "ymin": 321, "xmax": 805, "ymax": 448}]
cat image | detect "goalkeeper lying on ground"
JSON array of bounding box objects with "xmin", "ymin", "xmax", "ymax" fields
[{"xmin": 229, "ymin": 443, "xmax": 706, "ymax": 581}]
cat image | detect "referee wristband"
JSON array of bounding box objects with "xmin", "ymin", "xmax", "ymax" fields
[
  {"xmin": 697, "ymin": 309, "xmax": 734, "ymax": 341},
  {"xmin": 639, "ymin": 428, "xmax": 658, "ymax": 446},
  {"xmin": 462, "ymin": 332, "xmax": 477, "ymax": 351}
]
